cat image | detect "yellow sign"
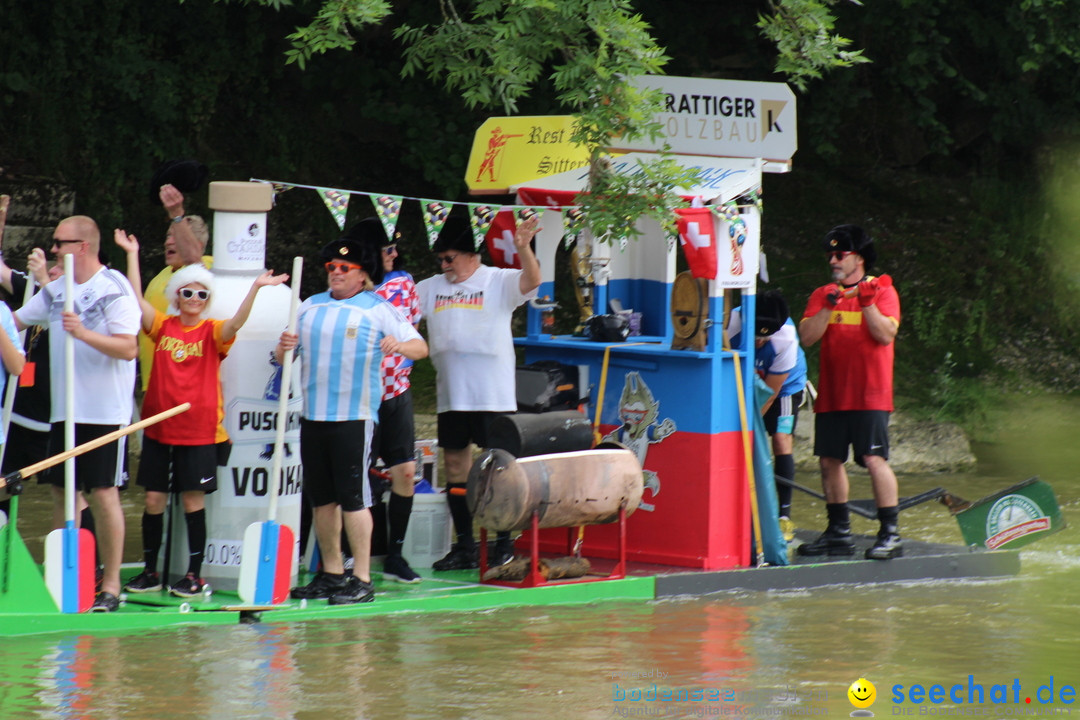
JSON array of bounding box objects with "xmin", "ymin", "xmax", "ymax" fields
[{"xmin": 465, "ymin": 116, "xmax": 592, "ymax": 195}]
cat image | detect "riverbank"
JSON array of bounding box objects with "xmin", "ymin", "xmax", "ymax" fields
[{"xmin": 413, "ymin": 410, "xmax": 977, "ymax": 476}]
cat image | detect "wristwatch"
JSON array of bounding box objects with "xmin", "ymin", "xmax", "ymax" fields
[{"xmin": 171, "ymin": 215, "xmax": 185, "ymax": 224}]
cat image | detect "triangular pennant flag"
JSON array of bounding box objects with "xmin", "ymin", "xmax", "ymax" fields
[
  {"xmin": 562, "ymin": 206, "xmax": 585, "ymax": 250},
  {"xmin": 468, "ymin": 203, "xmax": 498, "ymax": 250},
  {"xmin": 420, "ymin": 199, "xmax": 451, "ymax": 248},
  {"xmin": 370, "ymin": 194, "xmax": 403, "ymax": 240},
  {"xmin": 676, "ymin": 207, "xmax": 718, "ymax": 280},
  {"xmin": 665, "ymin": 224, "xmax": 678, "ymax": 253},
  {"xmin": 484, "ymin": 209, "xmax": 522, "ymax": 269},
  {"xmin": 317, "ymin": 187, "xmax": 350, "ymax": 230}
]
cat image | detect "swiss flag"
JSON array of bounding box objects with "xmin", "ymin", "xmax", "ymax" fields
[
  {"xmin": 484, "ymin": 210, "xmax": 522, "ymax": 268},
  {"xmin": 676, "ymin": 207, "xmax": 717, "ymax": 279}
]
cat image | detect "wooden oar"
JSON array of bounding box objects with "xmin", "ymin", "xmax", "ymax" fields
[
  {"xmin": 238, "ymin": 258, "xmax": 301, "ymax": 605},
  {"xmin": 1, "ymin": 403, "xmax": 190, "ymax": 494},
  {"xmin": 43, "ymin": 254, "xmax": 96, "ymax": 612}
]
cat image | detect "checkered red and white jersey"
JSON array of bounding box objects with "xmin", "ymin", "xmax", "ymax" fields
[{"xmin": 377, "ymin": 271, "xmax": 422, "ymax": 400}]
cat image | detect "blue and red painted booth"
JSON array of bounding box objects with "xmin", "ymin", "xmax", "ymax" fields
[{"xmin": 505, "ymin": 157, "xmax": 767, "ymax": 570}]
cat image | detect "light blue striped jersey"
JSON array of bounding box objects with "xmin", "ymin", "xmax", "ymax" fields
[{"xmin": 295, "ymin": 290, "xmax": 420, "ymax": 422}]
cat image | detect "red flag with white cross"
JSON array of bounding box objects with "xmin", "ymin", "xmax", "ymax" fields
[
  {"xmin": 676, "ymin": 207, "xmax": 718, "ymax": 279},
  {"xmin": 484, "ymin": 209, "xmax": 523, "ymax": 268}
]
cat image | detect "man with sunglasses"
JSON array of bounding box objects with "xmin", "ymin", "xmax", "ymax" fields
[
  {"xmin": 416, "ymin": 213, "xmax": 541, "ymax": 571},
  {"xmin": 276, "ymin": 230, "xmax": 427, "ymax": 605},
  {"xmin": 14, "ymin": 216, "xmax": 141, "ymax": 611},
  {"xmin": 798, "ymin": 224, "xmax": 902, "ymax": 560}
]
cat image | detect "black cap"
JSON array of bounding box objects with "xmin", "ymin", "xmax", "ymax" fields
[
  {"xmin": 755, "ymin": 290, "xmax": 789, "ymax": 337},
  {"xmin": 432, "ymin": 216, "xmax": 479, "ymax": 255},
  {"xmin": 149, "ymin": 159, "xmax": 209, "ymax": 204},
  {"xmin": 823, "ymin": 224, "xmax": 875, "ymax": 271}
]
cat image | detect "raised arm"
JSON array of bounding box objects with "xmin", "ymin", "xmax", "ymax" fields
[
  {"xmin": 222, "ymin": 270, "xmax": 290, "ymax": 342},
  {"xmin": 0, "ymin": 311, "xmax": 25, "ymax": 376},
  {"xmin": 515, "ymin": 215, "xmax": 542, "ymax": 295},
  {"xmin": 161, "ymin": 184, "xmax": 205, "ymax": 266},
  {"xmin": 114, "ymin": 229, "xmax": 155, "ymax": 333}
]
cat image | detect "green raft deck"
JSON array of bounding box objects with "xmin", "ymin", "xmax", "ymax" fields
[{"xmin": 0, "ymin": 521, "xmax": 1020, "ymax": 638}]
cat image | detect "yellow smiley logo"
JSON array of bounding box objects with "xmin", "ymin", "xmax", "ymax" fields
[{"xmin": 848, "ymin": 678, "xmax": 876, "ymax": 709}]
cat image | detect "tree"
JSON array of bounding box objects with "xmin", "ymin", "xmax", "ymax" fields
[{"xmin": 217, "ymin": 0, "xmax": 867, "ymax": 241}]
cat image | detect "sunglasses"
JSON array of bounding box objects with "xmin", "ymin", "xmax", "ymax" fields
[
  {"xmin": 828, "ymin": 251, "xmax": 855, "ymax": 262},
  {"xmin": 51, "ymin": 239, "xmax": 84, "ymax": 246},
  {"xmin": 437, "ymin": 253, "xmax": 460, "ymax": 266},
  {"xmin": 382, "ymin": 245, "xmax": 398, "ymax": 256},
  {"xmin": 325, "ymin": 260, "xmax": 362, "ymax": 274},
  {"xmin": 179, "ymin": 288, "xmax": 210, "ymax": 300}
]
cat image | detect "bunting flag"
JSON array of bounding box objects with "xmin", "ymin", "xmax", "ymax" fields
[
  {"xmin": 484, "ymin": 210, "xmax": 522, "ymax": 269},
  {"xmin": 562, "ymin": 206, "xmax": 585, "ymax": 249},
  {"xmin": 665, "ymin": 224, "xmax": 679, "ymax": 254},
  {"xmin": 420, "ymin": 199, "xmax": 451, "ymax": 248},
  {"xmin": 317, "ymin": 187, "xmax": 350, "ymax": 230},
  {"xmin": 676, "ymin": 207, "xmax": 718, "ymax": 280},
  {"xmin": 371, "ymin": 194, "xmax": 403, "ymax": 241},
  {"xmin": 468, "ymin": 203, "xmax": 498, "ymax": 250}
]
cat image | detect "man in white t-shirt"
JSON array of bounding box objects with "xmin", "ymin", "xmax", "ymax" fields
[
  {"xmin": 15, "ymin": 215, "xmax": 141, "ymax": 612},
  {"xmin": 416, "ymin": 214, "xmax": 541, "ymax": 571}
]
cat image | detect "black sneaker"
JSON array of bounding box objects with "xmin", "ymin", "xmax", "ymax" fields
[
  {"xmin": 383, "ymin": 554, "xmax": 422, "ymax": 584},
  {"xmin": 89, "ymin": 591, "xmax": 120, "ymax": 613},
  {"xmin": 796, "ymin": 526, "xmax": 855, "ymax": 557},
  {"xmin": 432, "ymin": 543, "xmax": 479, "ymax": 571},
  {"xmin": 124, "ymin": 570, "xmax": 162, "ymax": 593},
  {"xmin": 290, "ymin": 571, "xmax": 350, "ymax": 599},
  {"xmin": 170, "ymin": 573, "xmax": 205, "ymax": 598},
  {"xmin": 865, "ymin": 531, "xmax": 903, "ymax": 560},
  {"xmin": 490, "ymin": 538, "xmax": 515, "ymax": 568},
  {"xmin": 327, "ymin": 575, "xmax": 375, "ymax": 605}
]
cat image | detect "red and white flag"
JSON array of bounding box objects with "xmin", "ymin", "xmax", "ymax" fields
[
  {"xmin": 484, "ymin": 209, "xmax": 522, "ymax": 268},
  {"xmin": 676, "ymin": 207, "xmax": 717, "ymax": 279}
]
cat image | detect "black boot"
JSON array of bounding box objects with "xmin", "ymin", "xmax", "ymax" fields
[
  {"xmin": 796, "ymin": 524, "xmax": 855, "ymax": 556},
  {"xmin": 866, "ymin": 521, "xmax": 903, "ymax": 560},
  {"xmin": 796, "ymin": 502, "xmax": 855, "ymax": 557}
]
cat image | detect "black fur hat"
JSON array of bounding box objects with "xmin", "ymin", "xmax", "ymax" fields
[
  {"xmin": 149, "ymin": 159, "xmax": 209, "ymax": 204},
  {"xmin": 823, "ymin": 224, "xmax": 876, "ymax": 271},
  {"xmin": 755, "ymin": 290, "xmax": 790, "ymax": 337},
  {"xmin": 320, "ymin": 218, "xmax": 385, "ymax": 285}
]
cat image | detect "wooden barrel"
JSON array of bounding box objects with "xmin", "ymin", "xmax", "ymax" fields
[
  {"xmin": 467, "ymin": 447, "xmax": 643, "ymax": 532},
  {"xmin": 487, "ymin": 410, "xmax": 594, "ymax": 458}
]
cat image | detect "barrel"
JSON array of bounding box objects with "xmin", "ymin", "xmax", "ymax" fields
[
  {"xmin": 487, "ymin": 410, "xmax": 594, "ymax": 458},
  {"xmin": 467, "ymin": 447, "xmax": 643, "ymax": 532}
]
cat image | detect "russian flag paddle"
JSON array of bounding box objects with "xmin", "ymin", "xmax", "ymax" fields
[
  {"xmin": 239, "ymin": 520, "xmax": 295, "ymax": 605},
  {"xmin": 44, "ymin": 523, "xmax": 96, "ymax": 613},
  {"xmin": 238, "ymin": 257, "xmax": 302, "ymax": 606}
]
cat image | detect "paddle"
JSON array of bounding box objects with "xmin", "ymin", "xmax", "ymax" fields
[
  {"xmin": 238, "ymin": 257, "xmax": 302, "ymax": 605},
  {"xmin": 773, "ymin": 474, "xmax": 950, "ymax": 520},
  {"xmin": 42, "ymin": 254, "xmax": 96, "ymax": 612},
  {"xmin": 0, "ymin": 403, "xmax": 190, "ymax": 495}
]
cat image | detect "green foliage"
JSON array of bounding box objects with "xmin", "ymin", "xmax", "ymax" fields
[{"xmin": 756, "ymin": 0, "xmax": 870, "ymax": 91}]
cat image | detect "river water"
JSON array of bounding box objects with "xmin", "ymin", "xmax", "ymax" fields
[{"xmin": 1, "ymin": 394, "xmax": 1078, "ymax": 719}]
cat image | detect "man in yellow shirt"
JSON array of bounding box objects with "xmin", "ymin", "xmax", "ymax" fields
[{"xmin": 139, "ymin": 183, "xmax": 213, "ymax": 391}]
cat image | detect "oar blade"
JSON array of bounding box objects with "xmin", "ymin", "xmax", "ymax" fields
[
  {"xmin": 44, "ymin": 526, "xmax": 95, "ymax": 613},
  {"xmin": 238, "ymin": 520, "xmax": 294, "ymax": 605}
]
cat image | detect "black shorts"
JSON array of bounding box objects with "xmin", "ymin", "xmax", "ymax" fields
[
  {"xmin": 813, "ymin": 410, "xmax": 890, "ymax": 467},
  {"xmin": 42, "ymin": 423, "xmax": 126, "ymax": 491},
  {"xmin": 374, "ymin": 390, "xmax": 415, "ymax": 468},
  {"xmin": 3, "ymin": 422, "xmax": 51, "ymax": 477},
  {"xmin": 437, "ymin": 411, "xmax": 501, "ymax": 451},
  {"xmin": 300, "ymin": 418, "xmax": 373, "ymax": 512},
  {"xmin": 136, "ymin": 436, "xmax": 231, "ymax": 494},
  {"xmin": 764, "ymin": 390, "xmax": 803, "ymax": 437}
]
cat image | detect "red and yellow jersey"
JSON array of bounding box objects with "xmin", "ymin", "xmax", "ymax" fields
[
  {"xmin": 802, "ymin": 278, "xmax": 900, "ymax": 413},
  {"xmin": 143, "ymin": 312, "xmax": 235, "ymax": 445}
]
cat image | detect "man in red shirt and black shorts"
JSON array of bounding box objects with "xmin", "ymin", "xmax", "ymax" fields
[{"xmin": 798, "ymin": 225, "xmax": 903, "ymax": 560}]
